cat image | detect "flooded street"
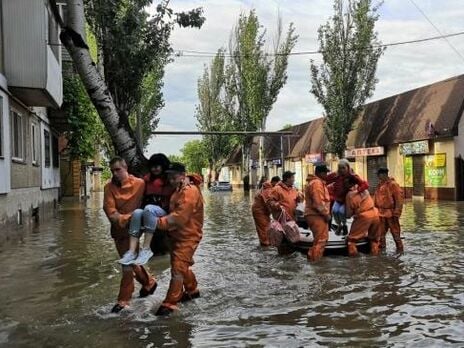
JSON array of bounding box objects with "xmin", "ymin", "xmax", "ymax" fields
[{"xmin": 0, "ymin": 190, "xmax": 463, "ymax": 347}]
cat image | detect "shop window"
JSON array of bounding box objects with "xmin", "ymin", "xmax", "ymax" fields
[
  {"xmin": 52, "ymin": 134, "xmax": 59, "ymax": 168},
  {"xmin": 10, "ymin": 109, "xmax": 24, "ymax": 161},
  {"xmin": 44, "ymin": 129, "xmax": 51, "ymax": 167},
  {"xmin": 31, "ymin": 123, "xmax": 40, "ymax": 165}
]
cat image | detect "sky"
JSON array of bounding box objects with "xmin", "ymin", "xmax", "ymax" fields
[{"xmin": 144, "ymin": 0, "xmax": 464, "ymax": 156}]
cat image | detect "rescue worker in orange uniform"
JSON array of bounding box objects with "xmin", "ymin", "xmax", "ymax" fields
[
  {"xmin": 252, "ymin": 176, "xmax": 280, "ymax": 246},
  {"xmin": 268, "ymin": 171, "xmax": 303, "ymax": 221},
  {"xmin": 103, "ymin": 157, "xmax": 157, "ymax": 313},
  {"xmin": 374, "ymin": 167, "xmax": 404, "ymax": 254},
  {"xmin": 305, "ymin": 165, "xmax": 331, "ymax": 262},
  {"xmin": 344, "ymin": 176, "xmax": 381, "ymax": 257},
  {"xmin": 155, "ymin": 163, "xmax": 204, "ymax": 316},
  {"xmin": 268, "ymin": 171, "xmax": 303, "ymax": 255}
]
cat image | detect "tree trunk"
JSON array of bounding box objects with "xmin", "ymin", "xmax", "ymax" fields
[{"xmin": 51, "ymin": 0, "xmax": 147, "ymax": 175}]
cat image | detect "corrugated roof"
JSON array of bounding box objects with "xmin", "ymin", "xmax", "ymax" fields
[{"xmin": 347, "ymin": 74, "xmax": 464, "ymax": 147}]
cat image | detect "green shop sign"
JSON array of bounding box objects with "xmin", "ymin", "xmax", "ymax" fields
[
  {"xmin": 404, "ymin": 157, "xmax": 413, "ymax": 187},
  {"xmin": 425, "ymin": 154, "xmax": 447, "ymax": 187}
]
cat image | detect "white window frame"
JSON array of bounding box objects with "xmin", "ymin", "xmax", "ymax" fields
[
  {"xmin": 10, "ymin": 108, "xmax": 24, "ymax": 162},
  {"xmin": 31, "ymin": 122, "xmax": 40, "ymax": 165}
]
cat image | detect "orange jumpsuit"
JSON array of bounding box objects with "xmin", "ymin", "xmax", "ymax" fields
[
  {"xmin": 374, "ymin": 178, "xmax": 404, "ymax": 253},
  {"xmin": 268, "ymin": 182, "xmax": 302, "ymax": 220},
  {"xmin": 268, "ymin": 182, "xmax": 302, "ymax": 255},
  {"xmin": 157, "ymin": 183, "xmax": 204, "ymax": 310},
  {"xmin": 345, "ymin": 190, "xmax": 381, "ymax": 256},
  {"xmin": 251, "ymin": 182, "xmax": 273, "ymax": 246},
  {"xmin": 103, "ymin": 175, "xmax": 156, "ymax": 306},
  {"xmin": 304, "ymin": 175, "xmax": 331, "ymax": 262}
]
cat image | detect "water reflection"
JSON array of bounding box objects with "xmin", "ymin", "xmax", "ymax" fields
[{"xmin": 0, "ymin": 192, "xmax": 463, "ymax": 347}]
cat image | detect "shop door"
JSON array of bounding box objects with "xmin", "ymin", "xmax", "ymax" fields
[
  {"xmin": 412, "ymin": 156, "xmax": 425, "ymax": 196},
  {"xmin": 367, "ymin": 156, "xmax": 387, "ymax": 194}
]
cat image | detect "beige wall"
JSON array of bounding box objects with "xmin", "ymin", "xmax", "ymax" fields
[
  {"xmin": 386, "ymin": 140, "xmax": 455, "ymax": 189},
  {"xmin": 387, "ymin": 145, "xmax": 406, "ymax": 187},
  {"xmin": 10, "ymin": 101, "xmax": 41, "ymax": 189},
  {"xmin": 431, "ymin": 139, "xmax": 455, "ymax": 188}
]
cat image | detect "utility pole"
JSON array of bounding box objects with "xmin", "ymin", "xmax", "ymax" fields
[{"xmin": 280, "ymin": 134, "xmax": 285, "ymax": 173}]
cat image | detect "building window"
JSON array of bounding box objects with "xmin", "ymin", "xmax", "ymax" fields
[
  {"xmin": 31, "ymin": 123, "xmax": 40, "ymax": 165},
  {"xmin": 11, "ymin": 110, "xmax": 24, "ymax": 161},
  {"xmin": 52, "ymin": 134, "xmax": 59, "ymax": 168},
  {"xmin": 44, "ymin": 129, "xmax": 51, "ymax": 167}
]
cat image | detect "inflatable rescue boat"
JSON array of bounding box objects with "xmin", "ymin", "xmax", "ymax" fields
[{"xmin": 292, "ymin": 203, "xmax": 370, "ymax": 255}]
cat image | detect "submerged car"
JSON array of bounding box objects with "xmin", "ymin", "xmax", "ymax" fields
[{"xmin": 209, "ymin": 181, "xmax": 233, "ymax": 192}]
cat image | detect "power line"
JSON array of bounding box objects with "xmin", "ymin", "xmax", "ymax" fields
[
  {"xmin": 408, "ymin": 0, "xmax": 464, "ymax": 64},
  {"xmin": 171, "ymin": 30, "xmax": 464, "ymax": 58}
]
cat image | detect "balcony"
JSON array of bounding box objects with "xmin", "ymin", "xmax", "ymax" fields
[{"xmin": 2, "ymin": 0, "xmax": 63, "ymax": 108}]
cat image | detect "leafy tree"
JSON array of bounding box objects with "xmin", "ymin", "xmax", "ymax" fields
[
  {"xmin": 310, "ymin": 0, "xmax": 384, "ymax": 158},
  {"xmin": 168, "ymin": 154, "xmax": 183, "ymax": 164},
  {"xmin": 49, "ymin": 0, "xmax": 205, "ymax": 174},
  {"xmin": 179, "ymin": 140, "xmax": 208, "ymax": 174},
  {"xmin": 62, "ymin": 70, "xmax": 106, "ymax": 159},
  {"xmin": 225, "ymin": 10, "xmax": 297, "ymax": 175},
  {"xmin": 195, "ymin": 49, "xmax": 236, "ymax": 180}
]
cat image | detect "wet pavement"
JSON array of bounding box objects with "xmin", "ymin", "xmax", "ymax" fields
[{"xmin": 0, "ymin": 191, "xmax": 463, "ymax": 347}]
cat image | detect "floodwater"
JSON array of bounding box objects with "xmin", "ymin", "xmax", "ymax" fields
[{"xmin": 0, "ymin": 191, "xmax": 463, "ymax": 347}]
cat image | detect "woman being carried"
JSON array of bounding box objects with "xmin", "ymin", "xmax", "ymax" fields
[
  {"xmin": 118, "ymin": 154, "xmax": 175, "ymax": 265},
  {"xmin": 325, "ymin": 159, "xmax": 369, "ymax": 234}
]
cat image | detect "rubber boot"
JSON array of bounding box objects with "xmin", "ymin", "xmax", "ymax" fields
[
  {"xmin": 394, "ymin": 238, "xmax": 404, "ymax": 254},
  {"xmin": 347, "ymin": 242, "xmax": 358, "ymax": 257},
  {"xmin": 308, "ymin": 244, "xmax": 323, "ymax": 262},
  {"xmin": 380, "ymin": 235, "xmax": 387, "ymax": 249},
  {"xmin": 370, "ymin": 240, "xmax": 380, "ymax": 256}
]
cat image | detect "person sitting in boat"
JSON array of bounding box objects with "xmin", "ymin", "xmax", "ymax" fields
[
  {"xmin": 118, "ymin": 153, "xmax": 175, "ymax": 266},
  {"xmin": 252, "ymin": 176, "xmax": 280, "ymax": 247},
  {"xmin": 344, "ymin": 176, "xmax": 381, "ymax": 257},
  {"xmin": 268, "ymin": 171, "xmax": 303, "ymax": 221},
  {"xmin": 374, "ymin": 167, "xmax": 404, "ymax": 254},
  {"xmin": 325, "ymin": 159, "xmax": 369, "ymax": 234},
  {"xmin": 305, "ymin": 164, "xmax": 331, "ymax": 262}
]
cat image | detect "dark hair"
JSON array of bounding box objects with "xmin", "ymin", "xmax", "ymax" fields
[
  {"xmin": 271, "ymin": 176, "xmax": 280, "ymax": 183},
  {"xmin": 148, "ymin": 153, "xmax": 170, "ymax": 171},
  {"xmin": 282, "ymin": 171, "xmax": 295, "ymax": 181},
  {"xmin": 109, "ymin": 156, "xmax": 126, "ymax": 167},
  {"xmin": 345, "ymin": 175, "xmax": 358, "ymax": 187}
]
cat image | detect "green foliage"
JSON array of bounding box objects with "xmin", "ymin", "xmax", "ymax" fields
[
  {"xmin": 179, "ymin": 140, "xmax": 208, "ymax": 174},
  {"xmin": 195, "ymin": 49, "xmax": 236, "ymax": 173},
  {"xmin": 226, "ymin": 10, "xmax": 298, "ymax": 137},
  {"xmin": 282, "ymin": 123, "xmax": 293, "ymax": 130},
  {"xmin": 62, "ymin": 68, "xmax": 107, "ymax": 159},
  {"xmin": 168, "ymin": 154, "xmax": 183, "ymax": 164},
  {"xmin": 310, "ymin": 0, "xmax": 384, "ymax": 158},
  {"xmin": 84, "ymin": 0, "xmax": 205, "ymax": 128}
]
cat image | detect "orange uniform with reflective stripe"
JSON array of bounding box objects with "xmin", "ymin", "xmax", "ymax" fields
[
  {"xmin": 268, "ymin": 182, "xmax": 301, "ymax": 220},
  {"xmin": 345, "ymin": 189, "xmax": 381, "ymax": 256},
  {"xmin": 103, "ymin": 175, "xmax": 155, "ymax": 306},
  {"xmin": 374, "ymin": 178, "xmax": 404, "ymax": 252},
  {"xmin": 304, "ymin": 175, "xmax": 331, "ymax": 218},
  {"xmin": 157, "ymin": 183, "xmax": 204, "ymax": 308},
  {"xmin": 304, "ymin": 175, "xmax": 331, "ymax": 261},
  {"xmin": 374, "ymin": 178, "xmax": 403, "ymax": 218},
  {"xmin": 252, "ymin": 182, "xmax": 273, "ymax": 246}
]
